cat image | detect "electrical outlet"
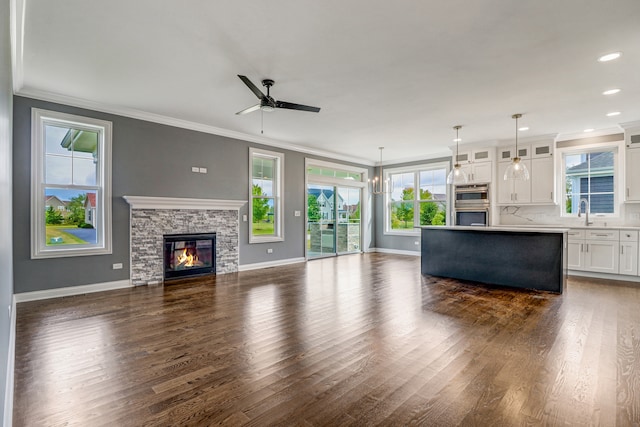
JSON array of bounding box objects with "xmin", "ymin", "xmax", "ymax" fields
[
  {"xmin": 414, "ymin": 241, "xmax": 420, "ymax": 246},
  {"xmin": 113, "ymin": 263, "xmax": 123, "ymax": 270},
  {"xmin": 294, "ymin": 210, "xmax": 301, "ymax": 217},
  {"xmin": 267, "ymin": 248, "xmax": 273, "ymax": 254},
  {"xmin": 242, "ymin": 214, "xmax": 247, "ymax": 222}
]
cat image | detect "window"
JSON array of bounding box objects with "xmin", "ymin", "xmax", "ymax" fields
[
  {"xmin": 563, "ymin": 147, "xmax": 617, "ymax": 216},
  {"xmin": 385, "ymin": 163, "xmax": 448, "ymax": 233},
  {"xmin": 31, "ymin": 109, "xmax": 112, "ymax": 259},
  {"xmin": 250, "ymin": 148, "xmax": 284, "ymax": 242}
]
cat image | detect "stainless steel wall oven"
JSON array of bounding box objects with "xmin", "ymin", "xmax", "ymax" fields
[{"xmin": 454, "ymin": 184, "xmax": 490, "ymax": 226}]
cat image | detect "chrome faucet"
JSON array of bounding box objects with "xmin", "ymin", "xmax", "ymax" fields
[{"xmin": 577, "ymin": 198, "xmax": 593, "ymax": 226}]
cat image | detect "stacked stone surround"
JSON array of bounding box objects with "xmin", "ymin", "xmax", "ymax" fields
[{"xmin": 130, "ymin": 208, "xmax": 239, "ymax": 285}]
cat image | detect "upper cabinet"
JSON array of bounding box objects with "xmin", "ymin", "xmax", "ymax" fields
[
  {"xmin": 455, "ymin": 148, "xmax": 494, "ymax": 184},
  {"xmin": 497, "ymin": 141, "xmax": 555, "ymax": 205},
  {"xmin": 626, "ymin": 128, "xmax": 640, "ymax": 202}
]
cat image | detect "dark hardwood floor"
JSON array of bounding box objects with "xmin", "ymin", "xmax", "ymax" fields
[{"xmin": 13, "ymin": 253, "xmax": 640, "ymax": 426}]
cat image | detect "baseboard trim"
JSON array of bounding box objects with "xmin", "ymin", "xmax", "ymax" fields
[
  {"xmin": 238, "ymin": 257, "xmax": 306, "ymax": 272},
  {"xmin": 3, "ymin": 295, "xmax": 16, "ymax": 427},
  {"xmin": 568, "ymin": 270, "xmax": 640, "ymax": 283},
  {"xmin": 14, "ymin": 279, "xmax": 133, "ymax": 303},
  {"xmin": 371, "ymin": 248, "xmax": 421, "ymax": 257}
]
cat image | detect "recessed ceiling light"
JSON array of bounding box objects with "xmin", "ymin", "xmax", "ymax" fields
[
  {"xmin": 584, "ymin": 128, "xmax": 595, "ymax": 133},
  {"xmin": 606, "ymin": 111, "xmax": 621, "ymax": 117},
  {"xmin": 602, "ymin": 88, "xmax": 621, "ymax": 95},
  {"xmin": 518, "ymin": 127, "xmax": 529, "ymax": 131},
  {"xmin": 598, "ymin": 52, "xmax": 621, "ymax": 62},
  {"xmin": 453, "ymin": 138, "xmax": 461, "ymax": 142}
]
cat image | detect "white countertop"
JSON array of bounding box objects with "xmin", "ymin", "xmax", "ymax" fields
[{"xmin": 421, "ymin": 226, "xmax": 569, "ymax": 233}]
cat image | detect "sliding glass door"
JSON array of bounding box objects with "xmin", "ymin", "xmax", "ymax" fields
[{"xmin": 307, "ymin": 184, "xmax": 361, "ymax": 258}]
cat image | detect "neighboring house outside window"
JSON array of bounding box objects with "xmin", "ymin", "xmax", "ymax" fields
[
  {"xmin": 31, "ymin": 109, "xmax": 112, "ymax": 258},
  {"xmin": 249, "ymin": 147, "xmax": 284, "ymax": 243},
  {"xmin": 563, "ymin": 148, "xmax": 617, "ymax": 216},
  {"xmin": 384, "ymin": 162, "xmax": 449, "ymax": 234}
]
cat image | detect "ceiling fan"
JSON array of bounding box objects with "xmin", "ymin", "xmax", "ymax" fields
[{"xmin": 235, "ymin": 75, "xmax": 321, "ymax": 115}]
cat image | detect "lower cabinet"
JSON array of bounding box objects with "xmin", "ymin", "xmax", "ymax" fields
[
  {"xmin": 568, "ymin": 228, "xmax": 639, "ymax": 276},
  {"xmin": 583, "ymin": 239, "xmax": 619, "ymax": 274}
]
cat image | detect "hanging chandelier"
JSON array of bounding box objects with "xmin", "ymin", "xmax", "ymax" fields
[
  {"xmin": 446, "ymin": 125, "xmax": 468, "ymax": 185},
  {"xmin": 504, "ymin": 113, "xmax": 530, "ymax": 181},
  {"xmin": 369, "ymin": 147, "xmax": 390, "ymax": 195}
]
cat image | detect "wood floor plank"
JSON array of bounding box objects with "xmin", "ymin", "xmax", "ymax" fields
[{"xmin": 12, "ymin": 254, "xmax": 640, "ymax": 426}]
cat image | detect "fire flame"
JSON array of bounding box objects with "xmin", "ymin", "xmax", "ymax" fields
[{"xmin": 177, "ymin": 248, "xmax": 198, "ymax": 267}]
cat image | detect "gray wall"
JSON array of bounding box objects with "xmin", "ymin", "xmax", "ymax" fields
[
  {"xmin": 0, "ymin": 0, "xmax": 13, "ymax": 420},
  {"xmin": 13, "ymin": 96, "xmax": 372, "ymax": 293},
  {"xmin": 374, "ymin": 157, "xmax": 451, "ymax": 252}
]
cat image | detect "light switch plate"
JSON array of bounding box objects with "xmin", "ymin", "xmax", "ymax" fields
[
  {"xmin": 294, "ymin": 210, "xmax": 301, "ymax": 217},
  {"xmin": 199, "ymin": 167, "xmax": 207, "ymax": 173},
  {"xmin": 191, "ymin": 166, "xmax": 199, "ymax": 173}
]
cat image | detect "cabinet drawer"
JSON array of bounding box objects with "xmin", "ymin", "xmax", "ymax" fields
[
  {"xmin": 585, "ymin": 229, "xmax": 619, "ymax": 241},
  {"xmin": 567, "ymin": 229, "xmax": 585, "ymax": 241},
  {"xmin": 620, "ymin": 230, "xmax": 639, "ymax": 242}
]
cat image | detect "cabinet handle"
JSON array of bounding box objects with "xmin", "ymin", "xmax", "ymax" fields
[
  {"xmin": 585, "ymin": 244, "xmax": 589, "ymax": 253},
  {"xmin": 621, "ymin": 245, "xmax": 624, "ymax": 255},
  {"xmin": 551, "ymin": 191, "xmax": 553, "ymax": 199},
  {"xmin": 594, "ymin": 234, "xmax": 609, "ymax": 237},
  {"xmin": 580, "ymin": 243, "xmax": 584, "ymax": 252},
  {"xmin": 628, "ymin": 188, "xmax": 630, "ymax": 197}
]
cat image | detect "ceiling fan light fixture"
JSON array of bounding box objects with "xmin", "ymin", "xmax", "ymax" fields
[
  {"xmin": 447, "ymin": 125, "xmax": 468, "ymax": 185},
  {"xmin": 504, "ymin": 113, "xmax": 530, "ymax": 181},
  {"xmin": 260, "ymin": 105, "xmax": 275, "ymax": 112}
]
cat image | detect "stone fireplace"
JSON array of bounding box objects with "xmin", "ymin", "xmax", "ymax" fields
[{"xmin": 123, "ymin": 196, "xmax": 246, "ymax": 285}]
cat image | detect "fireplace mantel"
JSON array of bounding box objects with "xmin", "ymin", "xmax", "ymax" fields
[{"xmin": 123, "ymin": 196, "xmax": 246, "ymax": 211}]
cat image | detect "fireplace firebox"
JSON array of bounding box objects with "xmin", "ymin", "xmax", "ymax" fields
[{"xmin": 163, "ymin": 233, "xmax": 216, "ymax": 280}]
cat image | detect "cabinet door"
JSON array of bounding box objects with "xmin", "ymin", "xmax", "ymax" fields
[
  {"xmin": 567, "ymin": 241, "xmax": 585, "ymax": 270},
  {"xmin": 472, "ymin": 162, "xmax": 492, "ymax": 183},
  {"xmin": 497, "ymin": 162, "xmax": 514, "ymax": 204},
  {"xmin": 531, "ymin": 157, "xmax": 555, "ymax": 204},
  {"xmin": 512, "ymin": 159, "xmax": 531, "ymax": 203},
  {"xmin": 619, "ymin": 242, "xmax": 638, "ymax": 276},
  {"xmin": 584, "ymin": 240, "xmax": 619, "ymax": 274},
  {"xmin": 627, "ymin": 149, "xmax": 640, "ymax": 201}
]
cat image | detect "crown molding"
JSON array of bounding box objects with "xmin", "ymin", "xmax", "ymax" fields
[
  {"xmin": 14, "ymin": 87, "xmax": 376, "ymax": 166},
  {"xmin": 123, "ymin": 196, "xmax": 247, "ymax": 211}
]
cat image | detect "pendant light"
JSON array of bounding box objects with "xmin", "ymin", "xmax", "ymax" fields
[
  {"xmin": 503, "ymin": 113, "xmax": 530, "ymax": 181},
  {"xmin": 447, "ymin": 125, "xmax": 468, "ymax": 185},
  {"xmin": 369, "ymin": 147, "xmax": 390, "ymax": 195}
]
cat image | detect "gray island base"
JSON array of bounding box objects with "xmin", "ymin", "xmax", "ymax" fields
[{"xmin": 420, "ymin": 226, "xmax": 568, "ymax": 293}]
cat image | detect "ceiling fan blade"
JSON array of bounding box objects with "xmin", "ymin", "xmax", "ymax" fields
[
  {"xmin": 275, "ymin": 100, "xmax": 321, "ymax": 113},
  {"xmin": 237, "ymin": 75, "xmax": 266, "ymax": 100},
  {"xmin": 236, "ymin": 104, "xmax": 261, "ymax": 115}
]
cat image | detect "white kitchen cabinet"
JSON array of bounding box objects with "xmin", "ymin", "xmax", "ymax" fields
[
  {"xmin": 626, "ymin": 147, "xmax": 640, "ymax": 202},
  {"xmin": 496, "ymin": 142, "xmax": 555, "ymax": 205},
  {"xmin": 568, "ymin": 228, "xmax": 620, "ymax": 274},
  {"xmin": 497, "ymin": 160, "xmax": 531, "ymax": 203},
  {"xmin": 584, "ymin": 240, "xmax": 619, "ymax": 274},
  {"xmin": 530, "ymin": 157, "xmax": 555, "ymax": 204},
  {"xmin": 456, "ymin": 148, "xmax": 493, "ymax": 184},
  {"xmin": 567, "ymin": 229, "xmax": 586, "ymax": 270},
  {"xmin": 619, "ymin": 230, "xmax": 639, "ymax": 276},
  {"xmin": 567, "ymin": 240, "xmax": 585, "ymax": 270}
]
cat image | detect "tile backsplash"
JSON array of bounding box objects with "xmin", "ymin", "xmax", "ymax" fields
[{"xmin": 498, "ymin": 203, "xmax": 640, "ymax": 227}]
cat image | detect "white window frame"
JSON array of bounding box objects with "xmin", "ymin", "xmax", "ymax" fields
[
  {"xmin": 31, "ymin": 109, "xmax": 112, "ymax": 259},
  {"xmin": 557, "ymin": 140, "xmax": 623, "ymax": 219},
  {"xmin": 384, "ymin": 161, "xmax": 450, "ymax": 236},
  {"xmin": 249, "ymin": 147, "xmax": 284, "ymax": 243}
]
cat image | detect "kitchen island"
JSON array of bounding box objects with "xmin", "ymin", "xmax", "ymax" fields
[{"xmin": 421, "ymin": 226, "xmax": 568, "ymax": 293}]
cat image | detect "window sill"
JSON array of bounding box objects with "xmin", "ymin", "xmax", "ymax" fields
[
  {"xmin": 249, "ymin": 236, "xmax": 285, "ymax": 244},
  {"xmin": 31, "ymin": 246, "xmax": 112, "ymax": 259}
]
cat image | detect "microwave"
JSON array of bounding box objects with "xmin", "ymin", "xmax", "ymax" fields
[{"xmin": 454, "ymin": 184, "xmax": 490, "ymax": 208}]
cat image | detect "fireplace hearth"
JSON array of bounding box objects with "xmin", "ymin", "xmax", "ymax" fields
[{"xmin": 163, "ymin": 233, "xmax": 216, "ymax": 280}]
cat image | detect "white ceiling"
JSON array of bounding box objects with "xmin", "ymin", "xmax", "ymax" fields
[{"xmin": 12, "ymin": 0, "xmax": 640, "ymax": 164}]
